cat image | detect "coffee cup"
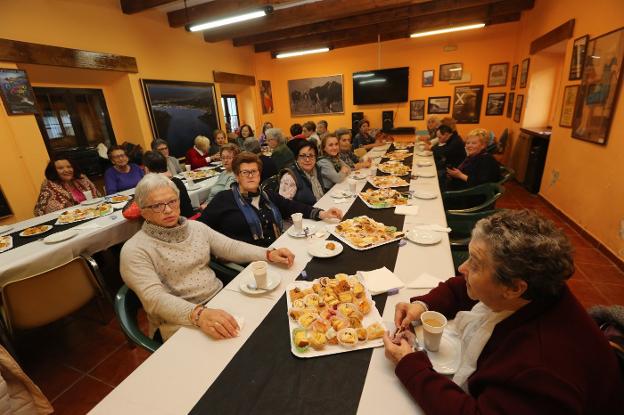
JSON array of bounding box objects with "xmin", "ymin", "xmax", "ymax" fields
[
  {"xmin": 185, "ymin": 164, "xmax": 191, "ymax": 172},
  {"xmin": 83, "ymin": 190, "xmax": 93, "ymax": 200},
  {"xmin": 291, "ymin": 213, "xmax": 303, "ymax": 233},
  {"xmin": 348, "ymin": 179, "xmax": 357, "ymax": 195},
  {"xmin": 251, "ymin": 261, "xmax": 268, "ymax": 289},
  {"xmin": 420, "ymin": 311, "xmax": 447, "ymax": 352}
]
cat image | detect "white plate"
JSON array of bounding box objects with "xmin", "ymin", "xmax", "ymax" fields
[
  {"xmin": 239, "ymin": 274, "xmax": 280, "ymax": 295},
  {"xmin": 411, "ymin": 190, "xmax": 437, "ymax": 200},
  {"xmin": 0, "ymin": 235, "xmax": 13, "ymax": 253},
  {"xmin": 80, "ymin": 197, "xmax": 105, "ymax": 206},
  {"xmin": 209, "ymin": 161, "xmax": 222, "ymax": 166},
  {"xmin": 43, "ymin": 230, "xmax": 79, "ymax": 244},
  {"xmin": 19, "ymin": 225, "xmax": 53, "ymax": 237},
  {"xmin": 416, "ymin": 151, "xmax": 433, "ymax": 157},
  {"xmin": 287, "ymin": 225, "xmax": 316, "ymax": 238},
  {"xmin": 416, "ymin": 326, "xmax": 461, "ymax": 375},
  {"xmin": 417, "ymin": 160, "xmax": 433, "ymax": 167},
  {"xmin": 350, "ymin": 172, "xmax": 367, "ymax": 180},
  {"xmin": 331, "ymin": 190, "xmax": 353, "ymax": 199},
  {"xmin": 308, "ymin": 240, "xmax": 344, "ymax": 258},
  {"xmin": 0, "ymin": 225, "xmax": 14, "ymax": 236},
  {"xmin": 407, "ymin": 229, "xmax": 442, "ymax": 245},
  {"xmin": 414, "ymin": 170, "xmax": 436, "ymax": 178}
]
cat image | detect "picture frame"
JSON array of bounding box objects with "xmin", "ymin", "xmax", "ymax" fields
[
  {"xmin": 510, "ymin": 64, "xmax": 519, "ymax": 91},
  {"xmin": 559, "ymin": 85, "xmax": 579, "ymax": 128},
  {"xmin": 572, "ymin": 27, "xmax": 624, "ymax": 144},
  {"xmin": 485, "ymin": 93, "xmax": 506, "ymax": 116},
  {"xmin": 487, "ymin": 63, "xmax": 509, "ymax": 87},
  {"xmin": 569, "ymin": 35, "xmax": 589, "ymax": 81},
  {"xmin": 259, "ymin": 80, "xmax": 274, "ymax": 114},
  {"xmin": 520, "ymin": 58, "xmax": 530, "ymax": 88},
  {"xmin": 141, "ymin": 79, "xmax": 220, "ymax": 158},
  {"xmin": 427, "ymin": 96, "xmax": 451, "ymax": 114},
  {"xmin": 422, "ymin": 69, "xmax": 434, "ymax": 87},
  {"xmin": 439, "ymin": 63, "xmax": 463, "ymax": 81},
  {"xmin": 513, "ymin": 94, "xmax": 524, "ymax": 123},
  {"xmin": 452, "ymin": 85, "xmax": 484, "ymax": 124},
  {"xmin": 410, "ymin": 99, "xmax": 425, "ymax": 120},
  {"xmin": 0, "ymin": 68, "xmax": 38, "ymax": 115},
  {"xmin": 506, "ymin": 92, "xmax": 515, "ymax": 118},
  {"xmin": 288, "ymin": 75, "xmax": 343, "ymax": 116}
]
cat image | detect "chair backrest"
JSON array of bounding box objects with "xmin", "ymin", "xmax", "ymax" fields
[
  {"xmin": 498, "ymin": 165, "xmax": 515, "ymax": 185},
  {"xmin": 446, "ymin": 209, "xmax": 501, "ymax": 238},
  {"xmin": 114, "ymin": 285, "xmax": 161, "ymax": 353},
  {"xmin": 260, "ymin": 174, "xmax": 280, "ymax": 194},
  {"xmin": 444, "ymin": 182, "xmax": 505, "ymax": 213}
]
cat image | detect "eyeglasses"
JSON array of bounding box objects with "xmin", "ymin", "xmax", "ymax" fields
[
  {"xmin": 221, "ymin": 155, "xmax": 234, "ymax": 161},
  {"xmin": 144, "ymin": 198, "xmax": 179, "ymax": 213},
  {"xmin": 111, "ymin": 153, "xmax": 127, "ymax": 159},
  {"xmin": 239, "ymin": 169, "xmax": 259, "ymax": 177},
  {"xmin": 156, "ymin": 146, "xmax": 168, "ymax": 151},
  {"xmin": 298, "ymin": 154, "xmax": 316, "ymax": 160}
]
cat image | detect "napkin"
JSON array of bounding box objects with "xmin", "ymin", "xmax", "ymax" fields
[
  {"xmin": 412, "ymin": 224, "xmax": 451, "ymax": 233},
  {"xmin": 395, "ymin": 205, "xmax": 420, "ymax": 216},
  {"xmin": 73, "ymin": 222, "xmax": 103, "ymax": 231},
  {"xmin": 407, "ymin": 272, "xmax": 443, "ymax": 289},
  {"xmin": 359, "ymin": 267, "xmax": 404, "ymax": 295}
]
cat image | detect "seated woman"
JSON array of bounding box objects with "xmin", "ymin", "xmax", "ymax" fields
[
  {"xmin": 266, "ymin": 128, "xmax": 294, "ymax": 171},
  {"xmin": 120, "ymin": 173, "xmax": 295, "ymax": 341},
  {"xmin": 104, "ymin": 146, "xmax": 144, "ymax": 194},
  {"xmin": 208, "ymin": 129, "xmax": 228, "ymax": 160},
  {"xmin": 199, "ymin": 152, "xmax": 342, "ymax": 247},
  {"xmin": 151, "ymin": 139, "xmax": 183, "ymax": 176},
  {"xmin": 236, "ymin": 124, "xmax": 254, "ymax": 148},
  {"xmin": 143, "ymin": 151, "xmax": 194, "ymax": 218},
  {"xmin": 353, "ymin": 120, "xmax": 381, "ymax": 150},
  {"xmin": 446, "ymin": 128, "xmax": 501, "ymax": 190},
  {"xmin": 279, "ymin": 142, "xmax": 327, "ymax": 205},
  {"xmin": 205, "ymin": 143, "xmax": 240, "ymax": 203},
  {"xmin": 432, "ymin": 124, "xmax": 466, "ymax": 172},
  {"xmin": 317, "ymin": 134, "xmax": 351, "ymax": 188},
  {"xmin": 258, "ymin": 121, "xmax": 273, "ymax": 146},
  {"xmin": 418, "ymin": 116, "xmax": 441, "ymax": 144},
  {"xmin": 34, "ymin": 158, "xmax": 101, "ymax": 216},
  {"xmin": 287, "ymin": 123, "xmax": 306, "ymax": 155},
  {"xmin": 383, "ymin": 210, "xmax": 624, "ymax": 414},
  {"xmin": 186, "ymin": 135, "xmax": 216, "ymax": 170},
  {"xmin": 337, "ymin": 128, "xmax": 372, "ymax": 170},
  {"xmin": 242, "ymin": 137, "xmax": 278, "ymax": 183}
]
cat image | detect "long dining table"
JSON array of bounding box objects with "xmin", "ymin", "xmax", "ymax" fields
[{"xmin": 89, "ymin": 142, "xmax": 455, "ymax": 415}]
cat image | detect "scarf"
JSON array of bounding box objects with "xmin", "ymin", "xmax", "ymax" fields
[
  {"xmin": 297, "ymin": 162, "xmax": 325, "ymax": 201},
  {"xmin": 319, "ymin": 155, "xmax": 343, "ymax": 173},
  {"xmin": 231, "ymin": 183, "xmax": 283, "ymax": 240}
]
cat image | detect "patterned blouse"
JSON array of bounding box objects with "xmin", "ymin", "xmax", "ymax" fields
[{"xmin": 34, "ymin": 175, "xmax": 101, "ymax": 216}]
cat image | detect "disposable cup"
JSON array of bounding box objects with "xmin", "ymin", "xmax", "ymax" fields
[
  {"xmin": 250, "ymin": 261, "xmax": 268, "ymax": 289},
  {"xmin": 420, "ymin": 311, "xmax": 447, "ymax": 352},
  {"xmin": 348, "ymin": 179, "xmax": 357, "ymax": 195},
  {"xmin": 291, "ymin": 213, "xmax": 303, "ymax": 233},
  {"xmin": 83, "ymin": 190, "xmax": 93, "ymax": 200}
]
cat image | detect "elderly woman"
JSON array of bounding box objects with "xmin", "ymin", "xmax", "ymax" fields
[
  {"xmin": 337, "ymin": 128, "xmax": 372, "ymax": 170},
  {"xmin": 200, "ymin": 152, "xmax": 342, "ymax": 247},
  {"xmin": 186, "ymin": 135, "xmax": 217, "ymax": 170},
  {"xmin": 266, "ymin": 128, "xmax": 294, "ymax": 171},
  {"xmin": 419, "ymin": 116, "xmax": 441, "ymax": 144},
  {"xmin": 34, "ymin": 158, "xmax": 101, "ymax": 215},
  {"xmin": 151, "ymin": 139, "xmax": 183, "ymax": 176},
  {"xmin": 353, "ymin": 120, "xmax": 379, "ymax": 150},
  {"xmin": 208, "ymin": 129, "xmax": 228, "ymax": 160},
  {"xmin": 205, "ymin": 143, "xmax": 240, "ymax": 204},
  {"xmin": 143, "ymin": 151, "xmax": 194, "ymax": 218},
  {"xmin": 383, "ymin": 210, "xmax": 624, "ymax": 414},
  {"xmin": 120, "ymin": 173, "xmax": 295, "ymax": 341},
  {"xmin": 243, "ymin": 137, "xmax": 278, "ymax": 182},
  {"xmin": 104, "ymin": 146, "xmax": 144, "ymax": 194},
  {"xmin": 236, "ymin": 124, "xmax": 254, "ymax": 148},
  {"xmin": 446, "ymin": 128, "xmax": 500, "ymax": 190},
  {"xmin": 279, "ymin": 142, "xmax": 327, "ymax": 205},
  {"xmin": 317, "ymin": 134, "xmax": 351, "ymax": 188}
]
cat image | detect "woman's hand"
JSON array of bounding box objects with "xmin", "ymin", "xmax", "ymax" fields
[
  {"xmin": 383, "ymin": 332, "xmax": 414, "ymax": 365},
  {"xmin": 212, "ymin": 153, "xmax": 221, "ymax": 161},
  {"xmin": 340, "ymin": 166, "xmax": 351, "ymax": 175},
  {"xmin": 319, "ymin": 208, "xmax": 343, "ymax": 220},
  {"xmin": 446, "ymin": 167, "xmax": 467, "ymax": 181},
  {"xmin": 394, "ymin": 301, "xmax": 426, "ymax": 330},
  {"xmin": 267, "ymin": 247, "xmax": 295, "ymax": 267},
  {"xmin": 197, "ymin": 307, "xmax": 239, "ymax": 339}
]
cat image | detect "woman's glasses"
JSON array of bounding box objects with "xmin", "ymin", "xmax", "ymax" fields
[
  {"xmin": 239, "ymin": 169, "xmax": 259, "ymax": 177},
  {"xmin": 145, "ymin": 198, "xmax": 180, "ymax": 212},
  {"xmin": 298, "ymin": 154, "xmax": 316, "ymax": 160}
]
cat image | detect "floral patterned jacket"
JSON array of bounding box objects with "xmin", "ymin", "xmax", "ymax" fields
[{"xmin": 34, "ymin": 175, "xmax": 100, "ymax": 216}]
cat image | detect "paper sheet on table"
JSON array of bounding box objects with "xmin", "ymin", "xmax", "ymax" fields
[
  {"xmin": 406, "ymin": 272, "xmax": 443, "ymax": 289},
  {"xmin": 394, "ymin": 205, "xmax": 420, "ymax": 216},
  {"xmin": 359, "ymin": 267, "xmax": 404, "ymax": 295}
]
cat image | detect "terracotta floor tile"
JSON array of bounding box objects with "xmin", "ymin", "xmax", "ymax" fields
[
  {"xmin": 577, "ymin": 263, "xmax": 624, "ymax": 284},
  {"xmin": 567, "ymin": 279, "xmax": 609, "ymax": 308},
  {"xmin": 51, "ymin": 376, "xmax": 113, "ymax": 415},
  {"xmin": 90, "ymin": 345, "xmax": 151, "ymax": 386},
  {"xmin": 592, "ymin": 283, "xmax": 624, "ymax": 306},
  {"xmin": 24, "ymin": 361, "xmax": 83, "ymax": 401},
  {"xmin": 574, "ymin": 247, "xmax": 614, "ymax": 266}
]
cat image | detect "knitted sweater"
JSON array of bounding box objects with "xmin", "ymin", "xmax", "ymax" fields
[{"xmin": 120, "ymin": 218, "xmax": 266, "ymax": 340}]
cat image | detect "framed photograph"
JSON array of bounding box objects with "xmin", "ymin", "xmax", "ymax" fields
[
  {"xmin": 559, "ymin": 85, "xmax": 579, "ymax": 128},
  {"xmin": 514, "ymin": 94, "xmax": 524, "ymax": 123},
  {"xmin": 422, "ymin": 70, "xmax": 434, "ymax": 87},
  {"xmin": 569, "ymin": 35, "xmax": 589, "ymax": 81},
  {"xmin": 439, "ymin": 63, "xmax": 463, "ymax": 81},
  {"xmin": 572, "ymin": 27, "xmax": 624, "ymax": 144},
  {"xmin": 452, "ymin": 85, "xmax": 484, "ymax": 124},
  {"xmin": 488, "ymin": 63, "xmax": 509, "ymax": 87},
  {"xmin": 510, "ymin": 64, "xmax": 519, "ymax": 90},
  {"xmin": 520, "ymin": 58, "xmax": 530, "ymax": 88},
  {"xmin": 427, "ymin": 96, "xmax": 451, "ymax": 114},
  {"xmin": 410, "ymin": 100, "xmax": 425, "ymax": 120},
  {"xmin": 506, "ymin": 92, "xmax": 515, "ymax": 118},
  {"xmin": 0, "ymin": 69, "xmax": 37, "ymax": 115},
  {"xmin": 141, "ymin": 79, "xmax": 220, "ymax": 158},
  {"xmin": 485, "ymin": 93, "xmax": 506, "ymax": 116},
  {"xmin": 259, "ymin": 80, "xmax": 274, "ymax": 114},
  {"xmin": 288, "ymin": 75, "xmax": 343, "ymax": 116}
]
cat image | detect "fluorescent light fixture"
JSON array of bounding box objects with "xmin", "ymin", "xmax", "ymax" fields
[
  {"xmin": 353, "ymin": 73, "xmax": 375, "ymax": 79},
  {"xmin": 275, "ymin": 47, "xmax": 330, "ymax": 59},
  {"xmin": 410, "ymin": 23, "xmax": 485, "ymax": 38},
  {"xmin": 188, "ymin": 9, "xmax": 267, "ymax": 32},
  {"xmin": 360, "ymin": 78, "xmax": 386, "ymax": 84},
  {"xmin": 449, "ymin": 67, "xmax": 462, "ymax": 71}
]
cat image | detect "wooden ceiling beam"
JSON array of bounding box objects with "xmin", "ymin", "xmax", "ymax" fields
[
  {"xmin": 168, "ymin": 0, "xmax": 292, "ymax": 28},
  {"xmin": 120, "ymin": 0, "xmax": 177, "ymax": 14}
]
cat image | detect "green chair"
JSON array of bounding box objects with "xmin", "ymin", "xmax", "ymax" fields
[
  {"xmin": 115, "ymin": 285, "xmax": 162, "ymax": 353},
  {"xmin": 451, "ymin": 249, "xmax": 470, "ymax": 275},
  {"xmin": 446, "ymin": 209, "xmax": 502, "ymax": 248},
  {"xmin": 260, "ymin": 174, "xmax": 280, "ymax": 194},
  {"xmin": 498, "ymin": 165, "xmax": 515, "ymax": 186},
  {"xmin": 443, "ymin": 182, "xmax": 505, "ymax": 213},
  {"xmin": 209, "ymin": 257, "xmax": 243, "ymax": 286}
]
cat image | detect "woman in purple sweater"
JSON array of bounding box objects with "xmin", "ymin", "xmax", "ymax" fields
[{"xmin": 104, "ymin": 146, "xmax": 144, "ymax": 194}]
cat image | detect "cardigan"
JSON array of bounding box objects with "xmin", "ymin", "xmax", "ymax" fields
[
  {"xmin": 395, "ymin": 276, "xmax": 624, "ymax": 414},
  {"xmin": 259, "ymin": 154, "xmax": 278, "ymax": 183},
  {"xmin": 34, "ymin": 175, "xmax": 101, "ymax": 216},
  {"xmin": 104, "ymin": 164, "xmax": 144, "ymax": 194},
  {"xmin": 171, "ymin": 176, "xmax": 194, "ymax": 218},
  {"xmin": 271, "ymin": 144, "xmax": 295, "ymax": 171},
  {"xmin": 317, "ymin": 157, "xmax": 349, "ymax": 188},
  {"xmin": 166, "ymin": 156, "xmax": 183, "ymax": 176},
  {"xmin": 447, "ymin": 152, "xmax": 501, "ymax": 190},
  {"xmin": 185, "ymin": 146, "xmax": 210, "ymax": 170},
  {"xmin": 433, "ymin": 133, "xmax": 465, "ymax": 170}
]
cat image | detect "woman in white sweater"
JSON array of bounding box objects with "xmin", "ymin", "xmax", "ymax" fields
[{"xmin": 120, "ymin": 174, "xmax": 294, "ymax": 341}]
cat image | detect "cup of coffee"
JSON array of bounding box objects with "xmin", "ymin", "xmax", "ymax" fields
[
  {"xmin": 185, "ymin": 164, "xmax": 191, "ymax": 172},
  {"xmin": 83, "ymin": 190, "xmax": 93, "ymax": 200},
  {"xmin": 250, "ymin": 261, "xmax": 268, "ymax": 289},
  {"xmin": 420, "ymin": 311, "xmax": 447, "ymax": 352},
  {"xmin": 291, "ymin": 213, "xmax": 303, "ymax": 233}
]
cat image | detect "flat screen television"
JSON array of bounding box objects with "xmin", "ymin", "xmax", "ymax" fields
[{"xmin": 353, "ymin": 67, "xmax": 409, "ymax": 105}]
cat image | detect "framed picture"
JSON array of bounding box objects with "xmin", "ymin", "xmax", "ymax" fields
[
  {"xmin": 520, "ymin": 58, "xmax": 530, "ymax": 88},
  {"xmin": 485, "ymin": 93, "xmax": 506, "ymax": 116},
  {"xmin": 488, "ymin": 63, "xmax": 509, "ymax": 87},
  {"xmin": 514, "ymin": 94, "xmax": 524, "ymax": 123},
  {"xmin": 427, "ymin": 96, "xmax": 451, "ymax": 114},
  {"xmin": 422, "ymin": 70, "xmax": 434, "ymax": 87},
  {"xmin": 506, "ymin": 92, "xmax": 515, "ymax": 118},
  {"xmin": 452, "ymin": 85, "xmax": 484, "ymax": 124},
  {"xmin": 510, "ymin": 64, "xmax": 519, "ymax": 90},
  {"xmin": 569, "ymin": 35, "xmax": 589, "ymax": 81},
  {"xmin": 288, "ymin": 75, "xmax": 343, "ymax": 116},
  {"xmin": 0, "ymin": 69, "xmax": 37, "ymax": 115},
  {"xmin": 259, "ymin": 80, "xmax": 273, "ymax": 114},
  {"xmin": 439, "ymin": 63, "xmax": 463, "ymax": 81},
  {"xmin": 141, "ymin": 79, "xmax": 220, "ymax": 158},
  {"xmin": 559, "ymin": 85, "xmax": 579, "ymax": 128},
  {"xmin": 572, "ymin": 27, "xmax": 624, "ymax": 144},
  {"xmin": 410, "ymin": 100, "xmax": 425, "ymax": 120}
]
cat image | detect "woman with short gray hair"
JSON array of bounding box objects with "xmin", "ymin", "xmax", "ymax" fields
[
  {"xmin": 384, "ymin": 209, "xmax": 623, "ymax": 414},
  {"xmin": 151, "ymin": 139, "xmax": 183, "ymax": 176},
  {"xmin": 266, "ymin": 128, "xmax": 294, "ymax": 171}
]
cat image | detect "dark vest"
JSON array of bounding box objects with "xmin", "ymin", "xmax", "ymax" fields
[{"xmin": 280, "ymin": 164, "xmax": 325, "ymax": 206}]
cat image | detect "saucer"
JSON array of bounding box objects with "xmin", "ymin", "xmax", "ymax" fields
[
  {"xmin": 43, "ymin": 230, "xmax": 79, "ymax": 244},
  {"xmin": 415, "ymin": 326, "xmax": 461, "ymax": 375},
  {"xmin": 416, "ymin": 151, "xmax": 433, "ymax": 157},
  {"xmin": 411, "ymin": 190, "xmax": 437, "ymax": 200},
  {"xmin": 80, "ymin": 197, "xmax": 105, "ymax": 206},
  {"xmin": 308, "ymin": 240, "xmax": 344, "ymax": 258},
  {"xmin": 407, "ymin": 229, "xmax": 442, "ymax": 245},
  {"xmin": 239, "ymin": 274, "xmax": 280, "ymax": 295},
  {"xmin": 331, "ymin": 191, "xmax": 353, "ymax": 199},
  {"xmin": 287, "ymin": 225, "xmax": 316, "ymax": 238},
  {"xmin": 414, "ymin": 170, "xmax": 436, "ymax": 178},
  {"xmin": 417, "ymin": 160, "xmax": 433, "ymax": 167}
]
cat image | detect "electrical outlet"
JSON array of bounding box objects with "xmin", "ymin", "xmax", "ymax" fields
[{"xmin": 549, "ymin": 170, "xmax": 560, "ymax": 187}]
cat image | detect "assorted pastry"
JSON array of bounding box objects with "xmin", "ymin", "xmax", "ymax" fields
[
  {"xmin": 108, "ymin": 194, "xmax": 130, "ymax": 203},
  {"xmin": 185, "ymin": 169, "xmax": 218, "ymax": 181},
  {"xmin": 377, "ymin": 161, "xmax": 411, "ymax": 176},
  {"xmin": 19, "ymin": 225, "xmax": 53, "ymax": 237},
  {"xmin": 359, "ymin": 188, "xmax": 408, "ymax": 208},
  {"xmin": 384, "ymin": 151, "xmax": 411, "ymax": 161},
  {"xmin": 333, "ymin": 216, "xmax": 404, "ymax": 248},
  {"xmin": 368, "ymin": 175, "xmax": 410, "ymax": 188},
  {"xmin": 57, "ymin": 204, "xmax": 113, "ymax": 224},
  {"xmin": 0, "ymin": 235, "xmax": 12, "ymax": 252}
]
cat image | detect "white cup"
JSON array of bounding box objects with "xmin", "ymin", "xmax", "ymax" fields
[
  {"xmin": 417, "ymin": 142, "xmax": 426, "ymax": 151},
  {"xmin": 291, "ymin": 212, "xmax": 303, "ymax": 233},
  {"xmin": 185, "ymin": 171, "xmax": 195, "ymax": 185},
  {"xmin": 420, "ymin": 311, "xmax": 448, "ymax": 352},
  {"xmin": 185, "ymin": 164, "xmax": 191, "ymax": 172},
  {"xmin": 348, "ymin": 179, "xmax": 357, "ymax": 195},
  {"xmin": 83, "ymin": 190, "xmax": 93, "ymax": 200},
  {"xmin": 251, "ymin": 261, "xmax": 268, "ymax": 289}
]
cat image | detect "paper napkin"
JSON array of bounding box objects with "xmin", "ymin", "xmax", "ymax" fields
[
  {"xmin": 411, "ymin": 224, "xmax": 451, "ymax": 233},
  {"xmin": 359, "ymin": 267, "xmax": 404, "ymax": 295},
  {"xmin": 395, "ymin": 205, "xmax": 420, "ymax": 216},
  {"xmin": 73, "ymin": 222, "xmax": 103, "ymax": 231},
  {"xmin": 406, "ymin": 272, "xmax": 443, "ymax": 289}
]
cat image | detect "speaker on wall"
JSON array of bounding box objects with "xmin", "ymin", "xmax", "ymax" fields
[
  {"xmin": 382, "ymin": 110, "xmax": 394, "ymax": 131},
  {"xmin": 352, "ymin": 112, "xmax": 364, "ymax": 134}
]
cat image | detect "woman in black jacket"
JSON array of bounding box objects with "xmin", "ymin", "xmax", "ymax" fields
[{"xmin": 446, "ymin": 128, "xmax": 500, "ymax": 190}]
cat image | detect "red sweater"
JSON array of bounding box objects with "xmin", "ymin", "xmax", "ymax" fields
[
  {"xmin": 185, "ymin": 147, "xmax": 209, "ymax": 170},
  {"xmin": 396, "ymin": 276, "xmax": 624, "ymax": 414}
]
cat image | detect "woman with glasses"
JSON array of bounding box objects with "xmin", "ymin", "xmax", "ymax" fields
[
  {"xmin": 199, "ymin": 152, "xmax": 342, "ymax": 247},
  {"xmin": 317, "ymin": 134, "xmax": 351, "ymax": 188},
  {"xmin": 143, "ymin": 151, "xmax": 194, "ymax": 218},
  {"xmin": 205, "ymin": 143, "xmax": 240, "ymax": 204},
  {"xmin": 279, "ymin": 142, "xmax": 326, "ymax": 205},
  {"xmin": 151, "ymin": 139, "xmax": 183, "ymax": 176},
  {"xmin": 104, "ymin": 145, "xmax": 145, "ymax": 194}
]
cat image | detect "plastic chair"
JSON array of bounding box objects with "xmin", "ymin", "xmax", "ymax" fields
[
  {"xmin": 260, "ymin": 174, "xmax": 280, "ymax": 194},
  {"xmin": 446, "ymin": 209, "xmax": 502, "ymax": 248},
  {"xmin": 442, "ymin": 183, "xmax": 505, "ymax": 213},
  {"xmin": 498, "ymin": 165, "xmax": 515, "ymax": 186},
  {"xmin": 451, "ymin": 249, "xmax": 469, "ymax": 275},
  {"xmin": 209, "ymin": 257, "xmax": 243, "ymax": 286},
  {"xmin": 115, "ymin": 285, "xmax": 162, "ymax": 353}
]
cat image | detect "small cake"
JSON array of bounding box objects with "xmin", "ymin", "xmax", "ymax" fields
[
  {"xmin": 325, "ymin": 242, "xmax": 336, "ymax": 251},
  {"xmin": 366, "ymin": 323, "xmax": 385, "ymax": 340},
  {"xmin": 308, "ymin": 331, "xmax": 327, "ymax": 350}
]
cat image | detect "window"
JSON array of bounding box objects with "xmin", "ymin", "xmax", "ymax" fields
[{"xmin": 221, "ymin": 94, "xmax": 240, "ymax": 132}]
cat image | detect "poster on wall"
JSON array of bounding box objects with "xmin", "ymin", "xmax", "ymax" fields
[
  {"xmin": 410, "ymin": 100, "xmax": 425, "ymax": 120},
  {"xmin": 569, "ymin": 35, "xmax": 589, "ymax": 81},
  {"xmin": 506, "ymin": 92, "xmax": 515, "ymax": 118},
  {"xmin": 510, "ymin": 64, "xmax": 519, "ymax": 90},
  {"xmin": 427, "ymin": 96, "xmax": 450, "ymax": 114},
  {"xmin": 0, "ymin": 69, "xmax": 37, "ymax": 115},
  {"xmin": 141, "ymin": 79, "xmax": 220, "ymax": 158},
  {"xmin": 259, "ymin": 80, "xmax": 274, "ymax": 114},
  {"xmin": 452, "ymin": 85, "xmax": 483, "ymax": 124},
  {"xmin": 487, "ymin": 63, "xmax": 509, "ymax": 87},
  {"xmin": 288, "ymin": 75, "xmax": 343, "ymax": 116},
  {"xmin": 514, "ymin": 94, "xmax": 524, "ymax": 123},
  {"xmin": 520, "ymin": 58, "xmax": 530, "ymax": 88},
  {"xmin": 485, "ymin": 93, "xmax": 506, "ymax": 116},
  {"xmin": 559, "ymin": 85, "xmax": 579, "ymax": 128},
  {"xmin": 439, "ymin": 63, "xmax": 463, "ymax": 81}
]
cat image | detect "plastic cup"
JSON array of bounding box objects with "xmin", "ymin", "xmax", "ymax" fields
[
  {"xmin": 348, "ymin": 179, "xmax": 357, "ymax": 195},
  {"xmin": 83, "ymin": 190, "xmax": 93, "ymax": 200},
  {"xmin": 250, "ymin": 261, "xmax": 268, "ymax": 289},
  {"xmin": 291, "ymin": 213, "xmax": 303, "ymax": 233},
  {"xmin": 420, "ymin": 311, "xmax": 447, "ymax": 352},
  {"xmin": 185, "ymin": 164, "xmax": 191, "ymax": 172}
]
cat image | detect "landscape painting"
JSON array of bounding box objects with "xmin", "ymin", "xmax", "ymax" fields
[
  {"xmin": 0, "ymin": 69, "xmax": 37, "ymax": 115},
  {"xmin": 288, "ymin": 75, "xmax": 343, "ymax": 116}
]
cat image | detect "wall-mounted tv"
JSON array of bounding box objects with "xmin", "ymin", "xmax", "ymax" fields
[{"xmin": 353, "ymin": 67, "xmax": 409, "ymax": 105}]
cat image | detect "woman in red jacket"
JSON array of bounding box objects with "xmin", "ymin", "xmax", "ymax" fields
[{"xmin": 185, "ymin": 135, "xmax": 216, "ymax": 170}]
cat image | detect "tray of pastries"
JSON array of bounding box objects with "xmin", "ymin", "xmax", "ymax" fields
[
  {"xmin": 0, "ymin": 235, "xmax": 13, "ymax": 252},
  {"xmin": 185, "ymin": 168, "xmax": 218, "ymax": 181},
  {"xmin": 56, "ymin": 204, "xmax": 113, "ymax": 225},
  {"xmin": 367, "ymin": 175, "xmax": 409, "ymax": 188},
  {"xmin": 384, "ymin": 151, "xmax": 411, "ymax": 161},
  {"xmin": 377, "ymin": 161, "xmax": 411, "ymax": 176},
  {"xmin": 330, "ymin": 215, "xmax": 405, "ymax": 250},
  {"xmin": 19, "ymin": 224, "xmax": 53, "ymax": 237},
  {"xmin": 358, "ymin": 188, "xmax": 408, "ymax": 209}
]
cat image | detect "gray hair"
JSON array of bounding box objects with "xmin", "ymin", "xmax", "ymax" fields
[
  {"xmin": 265, "ymin": 128, "xmax": 285, "ymax": 145},
  {"xmin": 472, "ymin": 209, "xmax": 574, "ymax": 301},
  {"xmin": 134, "ymin": 173, "xmax": 179, "ymax": 208},
  {"xmin": 151, "ymin": 138, "xmax": 168, "ymax": 151},
  {"xmin": 243, "ymin": 137, "xmax": 261, "ymax": 154},
  {"xmin": 335, "ymin": 128, "xmax": 352, "ymax": 139}
]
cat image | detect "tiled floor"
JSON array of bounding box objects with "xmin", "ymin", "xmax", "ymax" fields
[{"xmin": 11, "ymin": 180, "xmax": 624, "ymax": 414}]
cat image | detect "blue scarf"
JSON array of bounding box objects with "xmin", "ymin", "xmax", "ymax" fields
[{"xmin": 231, "ymin": 183, "xmax": 283, "ymax": 241}]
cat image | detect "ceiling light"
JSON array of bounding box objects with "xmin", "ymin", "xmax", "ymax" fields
[
  {"xmin": 188, "ymin": 9, "xmax": 269, "ymax": 32},
  {"xmin": 275, "ymin": 47, "xmax": 330, "ymax": 59},
  {"xmin": 410, "ymin": 23, "xmax": 485, "ymax": 38}
]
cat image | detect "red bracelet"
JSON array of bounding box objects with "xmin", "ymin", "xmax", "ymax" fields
[{"xmin": 266, "ymin": 249, "xmax": 274, "ymax": 262}]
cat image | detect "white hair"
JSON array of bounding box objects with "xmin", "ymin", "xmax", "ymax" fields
[
  {"xmin": 265, "ymin": 128, "xmax": 285, "ymax": 145},
  {"xmin": 134, "ymin": 173, "xmax": 179, "ymax": 208}
]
